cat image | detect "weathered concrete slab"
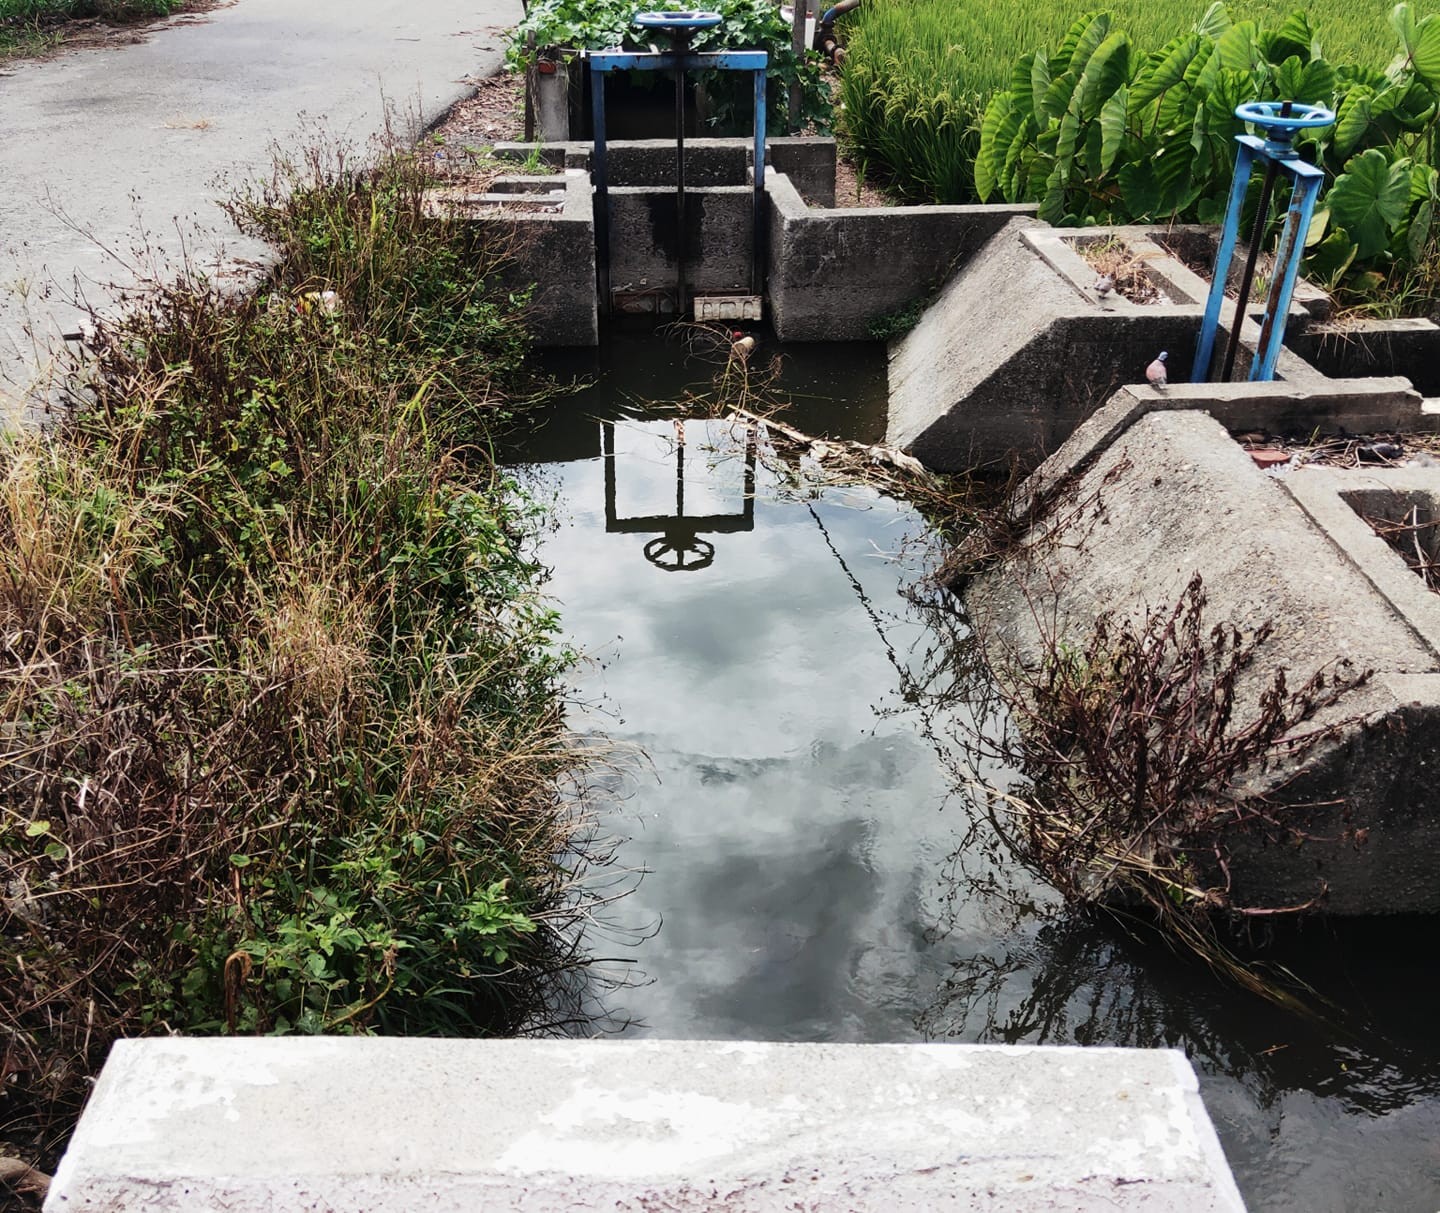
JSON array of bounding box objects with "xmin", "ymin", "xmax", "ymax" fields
[
  {"xmin": 46, "ymin": 1038, "xmax": 1245, "ymax": 1212},
  {"xmin": 886, "ymin": 221, "xmax": 1203, "ymax": 469},
  {"xmin": 967, "ymin": 403, "xmax": 1440, "ymax": 913}
]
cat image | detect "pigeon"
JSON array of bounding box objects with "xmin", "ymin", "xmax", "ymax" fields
[
  {"xmin": 1093, "ymin": 273, "xmax": 1114, "ymax": 301},
  {"xmin": 1145, "ymin": 350, "xmax": 1169, "ymax": 390}
]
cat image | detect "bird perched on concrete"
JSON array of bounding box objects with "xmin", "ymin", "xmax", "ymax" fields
[
  {"xmin": 1092, "ymin": 273, "xmax": 1114, "ymax": 302},
  {"xmin": 1146, "ymin": 350, "xmax": 1169, "ymax": 390}
]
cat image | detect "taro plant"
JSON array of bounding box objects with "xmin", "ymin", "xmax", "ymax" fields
[{"xmin": 974, "ymin": 4, "xmax": 1440, "ymax": 308}]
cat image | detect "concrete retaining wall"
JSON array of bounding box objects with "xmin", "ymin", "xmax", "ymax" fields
[
  {"xmin": 1289, "ymin": 317, "xmax": 1440, "ymax": 397},
  {"xmin": 968, "ymin": 382, "xmax": 1440, "ymax": 914},
  {"xmin": 766, "ymin": 173, "xmax": 1034, "ymax": 344},
  {"xmin": 45, "ymin": 1038, "xmax": 1246, "ymax": 1212}
]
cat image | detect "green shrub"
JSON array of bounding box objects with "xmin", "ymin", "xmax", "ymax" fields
[
  {"xmin": 509, "ymin": 0, "xmax": 832, "ymax": 134},
  {"xmin": 1, "ymin": 148, "xmax": 596, "ymax": 1163}
]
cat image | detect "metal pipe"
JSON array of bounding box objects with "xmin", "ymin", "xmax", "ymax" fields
[
  {"xmin": 675, "ymin": 29, "xmax": 690, "ymax": 318},
  {"xmin": 591, "ymin": 62, "xmax": 610, "ymax": 314},
  {"xmin": 752, "ymin": 66, "xmax": 767, "ymax": 296},
  {"xmin": 1220, "ymin": 100, "xmax": 1292, "ymax": 382},
  {"xmin": 1251, "ymin": 168, "xmax": 1324, "ymax": 380}
]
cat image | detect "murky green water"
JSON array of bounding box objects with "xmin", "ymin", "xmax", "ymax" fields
[{"xmin": 503, "ymin": 331, "xmax": 1440, "ymax": 1213}]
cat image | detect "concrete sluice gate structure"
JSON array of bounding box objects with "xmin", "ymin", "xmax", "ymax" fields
[
  {"xmin": 45, "ymin": 140, "xmax": 1440, "ymax": 1212},
  {"xmin": 446, "ymin": 135, "xmax": 1440, "ymax": 918}
]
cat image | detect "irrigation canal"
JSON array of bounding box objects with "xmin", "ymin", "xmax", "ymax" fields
[{"xmin": 500, "ymin": 330, "xmax": 1440, "ymax": 1212}]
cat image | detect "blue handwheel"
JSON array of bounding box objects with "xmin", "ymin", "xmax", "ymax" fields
[
  {"xmin": 1234, "ymin": 101, "xmax": 1336, "ymax": 142},
  {"xmin": 634, "ymin": 10, "xmax": 723, "ymax": 30}
]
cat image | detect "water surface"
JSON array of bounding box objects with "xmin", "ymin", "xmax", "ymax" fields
[{"xmin": 504, "ymin": 331, "xmax": 1440, "ymax": 1213}]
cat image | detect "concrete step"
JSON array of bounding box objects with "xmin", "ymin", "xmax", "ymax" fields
[{"xmin": 45, "ymin": 1038, "xmax": 1246, "ymax": 1212}]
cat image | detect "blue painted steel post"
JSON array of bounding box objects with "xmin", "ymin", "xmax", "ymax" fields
[
  {"xmin": 1252, "ymin": 163, "xmax": 1324, "ymax": 381},
  {"xmin": 752, "ymin": 65, "xmax": 767, "ymax": 296},
  {"xmin": 1190, "ymin": 141, "xmax": 1256, "ymax": 384},
  {"xmin": 1190, "ymin": 101, "xmax": 1334, "ymax": 383},
  {"xmin": 591, "ymin": 61, "xmax": 611, "ymax": 313}
]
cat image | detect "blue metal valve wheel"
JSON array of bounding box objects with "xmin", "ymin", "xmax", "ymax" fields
[
  {"xmin": 1234, "ymin": 100, "xmax": 1336, "ymax": 141},
  {"xmin": 634, "ymin": 10, "xmax": 722, "ymax": 29}
]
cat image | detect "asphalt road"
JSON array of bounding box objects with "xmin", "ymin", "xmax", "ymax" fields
[{"xmin": 0, "ymin": 0, "xmax": 522, "ymax": 423}]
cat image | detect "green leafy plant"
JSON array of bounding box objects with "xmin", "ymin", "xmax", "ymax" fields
[
  {"xmin": 508, "ymin": 0, "xmax": 831, "ymax": 135},
  {"xmin": 974, "ymin": 4, "xmax": 1440, "ymax": 308}
]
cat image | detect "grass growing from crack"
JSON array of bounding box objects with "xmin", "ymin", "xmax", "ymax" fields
[{"xmin": 0, "ymin": 146, "xmax": 608, "ymax": 1174}]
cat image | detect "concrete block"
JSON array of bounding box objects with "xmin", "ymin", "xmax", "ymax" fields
[
  {"xmin": 1290, "ymin": 317, "xmax": 1440, "ymax": 396},
  {"xmin": 966, "ymin": 406, "xmax": 1440, "ymax": 913},
  {"xmin": 886, "ymin": 220, "xmax": 1201, "ymax": 469},
  {"xmin": 46, "ymin": 1038, "xmax": 1245, "ymax": 1212},
  {"xmin": 766, "ymin": 173, "xmax": 1034, "ymax": 344},
  {"xmin": 425, "ymin": 170, "xmax": 597, "ymax": 347}
]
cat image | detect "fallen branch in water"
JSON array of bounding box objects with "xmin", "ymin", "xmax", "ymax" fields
[
  {"xmin": 0, "ymin": 1156, "xmax": 52, "ymax": 1199},
  {"xmin": 729, "ymin": 405, "xmax": 930, "ymax": 478}
]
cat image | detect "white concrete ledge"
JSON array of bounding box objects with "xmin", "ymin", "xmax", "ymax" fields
[{"xmin": 46, "ymin": 1038, "xmax": 1245, "ymax": 1212}]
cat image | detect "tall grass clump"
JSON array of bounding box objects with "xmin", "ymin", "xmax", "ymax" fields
[{"xmin": 0, "ymin": 146, "xmax": 599, "ymax": 1171}]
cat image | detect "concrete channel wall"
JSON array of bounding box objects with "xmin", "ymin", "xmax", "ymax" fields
[
  {"xmin": 968, "ymin": 380, "xmax": 1440, "ymax": 914},
  {"xmin": 45, "ymin": 1038, "xmax": 1246, "ymax": 1212}
]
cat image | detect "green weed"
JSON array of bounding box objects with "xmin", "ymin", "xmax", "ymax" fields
[{"xmin": 0, "ymin": 146, "xmax": 604, "ymax": 1168}]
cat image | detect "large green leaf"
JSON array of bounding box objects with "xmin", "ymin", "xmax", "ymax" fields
[
  {"xmin": 1195, "ymin": 1, "xmax": 1231, "ymax": 40},
  {"xmin": 1391, "ymin": 2, "xmax": 1419, "ymax": 57},
  {"xmin": 974, "ymin": 92, "xmax": 1015, "ymax": 201},
  {"xmin": 1100, "ymin": 86, "xmax": 1130, "ymax": 171},
  {"xmin": 1078, "ymin": 31, "xmax": 1132, "ymax": 119},
  {"xmin": 1216, "ymin": 21, "xmax": 1262, "ymax": 72},
  {"xmin": 1333, "ymin": 86, "xmax": 1376, "ymax": 156},
  {"xmin": 1303, "ymin": 227, "xmax": 1359, "ymax": 284},
  {"xmin": 1030, "ymin": 51, "xmax": 1054, "ymax": 122},
  {"xmin": 1413, "ymin": 14, "xmax": 1440, "ymax": 91},
  {"xmin": 1407, "ymin": 197, "xmax": 1434, "ymax": 260},
  {"xmin": 1118, "ymin": 160, "xmax": 1161, "ymax": 216},
  {"xmin": 1266, "ymin": 10, "xmax": 1316, "ymax": 65},
  {"xmin": 1132, "ymin": 34, "xmax": 1202, "ymax": 106},
  {"xmin": 1054, "ymin": 11, "xmax": 1106, "ymax": 74},
  {"xmin": 1327, "ymin": 148, "xmax": 1414, "ymax": 258}
]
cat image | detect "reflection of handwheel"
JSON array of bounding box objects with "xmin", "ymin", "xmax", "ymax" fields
[{"xmin": 644, "ymin": 534, "xmax": 715, "ymax": 572}]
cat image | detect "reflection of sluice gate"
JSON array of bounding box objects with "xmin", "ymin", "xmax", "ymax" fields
[{"xmin": 601, "ymin": 418, "xmax": 757, "ymax": 572}]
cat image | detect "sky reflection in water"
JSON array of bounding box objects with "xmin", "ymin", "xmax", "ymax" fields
[{"xmin": 505, "ymin": 335, "xmax": 1440, "ymax": 1212}]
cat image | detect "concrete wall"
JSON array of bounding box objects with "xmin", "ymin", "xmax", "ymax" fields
[
  {"xmin": 609, "ymin": 185, "xmax": 756, "ymax": 300},
  {"xmin": 493, "ymin": 138, "xmax": 837, "ymax": 208},
  {"xmin": 428, "ymin": 170, "xmax": 598, "ymax": 347},
  {"xmin": 766, "ymin": 173, "xmax": 1035, "ymax": 343},
  {"xmin": 46, "ymin": 1038, "xmax": 1246, "ymax": 1212},
  {"xmin": 969, "ymin": 382, "xmax": 1440, "ymax": 914},
  {"xmin": 1290, "ymin": 317, "xmax": 1440, "ymax": 397}
]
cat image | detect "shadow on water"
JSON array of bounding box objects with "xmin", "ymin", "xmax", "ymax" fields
[{"xmin": 504, "ymin": 327, "xmax": 1440, "ymax": 1213}]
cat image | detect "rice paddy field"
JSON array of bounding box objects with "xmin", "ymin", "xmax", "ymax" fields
[
  {"xmin": 840, "ymin": 0, "xmax": 1440, "ymax": 209},
  {"xmin": 847, "ymin": 0, "xmax": 1439, "ymax": 103}
]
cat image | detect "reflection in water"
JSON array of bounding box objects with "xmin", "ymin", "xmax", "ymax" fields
[
  {"xmin": 602, "ymin": 419, "xmax": 757, "ymax": 573},
  {"xmin": 505, "ymin": 332, "xmax": 1440, "ymax": 1213}
]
